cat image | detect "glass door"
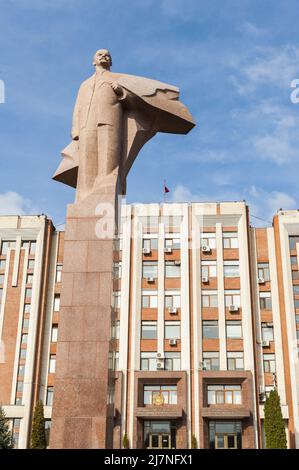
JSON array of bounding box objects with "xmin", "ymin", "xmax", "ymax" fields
[
  {"xmin": 215, "ymin": 434, "xmax": 237, "ymax": 449},
  {"xmin": 149, "ymin": 433, "xmax": 171, "ymax": 449}
]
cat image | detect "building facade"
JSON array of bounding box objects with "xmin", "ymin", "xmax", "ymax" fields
[{"xmin": 1, "ymin": 203, "xmax": 299, "ymax": 449}]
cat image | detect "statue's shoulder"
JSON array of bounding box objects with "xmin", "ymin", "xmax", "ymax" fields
[
  {"xmin": 78, "ymin": 74, "xmax": 95, "ymax": 90},
  {"xmin": 118, "ymin": 73, "xmax": 179, "ymax": 97}
]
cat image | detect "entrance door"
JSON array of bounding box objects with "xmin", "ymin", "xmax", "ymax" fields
[
  {"xmin": 215, "ymin": 434, "xmax": 237, "ymax": 449},
  {"xmin": 149, "ymin": 433, "xmax": 171, "ymax": 449}
]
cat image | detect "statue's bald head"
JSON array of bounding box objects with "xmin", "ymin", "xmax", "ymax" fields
[{"xmin": 93, "ymin": 49, "xmax": 112, "ymax": 69}]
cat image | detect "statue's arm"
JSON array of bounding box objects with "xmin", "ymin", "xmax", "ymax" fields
[{"xmin": 71, "ymin": 93, "xmax": 80, "ymax": 140}]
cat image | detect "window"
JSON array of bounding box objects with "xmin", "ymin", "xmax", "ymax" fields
[
  {"xmin": 257, "ymin": 263, "xmax": 270, "ymax": 281},
  {"xmin": 201, "ymin": 233, "xmax": 216, "ymax": 249},
  {"xmin": 21, "ymin": 334, "xmax": 28, "ymax": 344},
  {"xmin": 203, "ymin": 320, "xmax": 218, "ymax": 339},
  {"xmin": 0, "ymin": 260, "xmax": 6, "ymax": 270},
  {"xmin": 140, "ymin": 352, "xmax": 157, "ymax": 371},
  {"xmin": 45, "ymin": 420, "xmax": 51, "ymax": 447},
  {"xmin": 56, "ymin": 264, "xmax": 62, "ymax": 282},
  {"xmin": 289, "ymin": 236, "xmax": 299, "ymax": 251},
  {"xmin": 0, "ymin": 274, "xmax": 4, "ymax": 285},
  {"xmin": 0, "ymin": 289, "xmax": 3, "ymax": 302},
  {"xmin": 226, "ymin": 321, "xmax": 242, "ymax": 339},
  {"xmin": 18, "ymin": 365, "xmax": 25, "ymax": 376},
  {"xmin": 225, "ymin": 290, "xmax": 241, "ymax": 308},
  {"xmin": 209, "ymin": 421, "xmax": 242, "ymax": 449},
  {"xmin": 296, "ymin": 314, "xmax": 299, "ymax": 324},
  {"xmin": 223, "ymin": 261, "xmax": 239, "ymax": 278},
  {"xmin": 201, "ymin": 261, "xmax": 217, "ymax": 279},
  {"xmin": 165, "ymin": 261, "xmax": 181, "ymax": 278},
  {"xmin": 26, "ymin": 274, "xmax": 33, "ymax": 285},
  {"xmin": 165, "ymin": 321, "xmax": 180, "ymax": 339},
  {"xmin": 140, "ymin": 216, "xmax": 159, "ymax": 233},
  {"xmin": 202, "ymin": 291, "xmax": 218, "ymax": 308},
  {"xmin": 227, "ymin": 352, "xmax": 244, "ymax": 370},
  {"xmin": 165, "ymin": 238, "xmax": 180, "ymax": 250},
  {"xmin": 294, "ymin": 299, "xmax": 299, "ymax": 309},
  {"xmin": 141, "ymin": 321, "xmax": 157, "ymax": 339},
  {"xmin": 51, "ymin": 325, "xmax": 58, "ymax": 342},
  {"xmin": 24, "ymin": 304, "xmax": 31, "ymax": 314},
  {"xmin": 207, "ymin": 385, "xmax": 242, "ymax": 405},
  {"xmin": 203, "ymin": 352, "xmax": 219, "ymax": 370},
  {"xmin": 142, "ymin": 291, "xmax": 158, "ymax": 308},
  {"xmin": 259, "ymin": 292, "xmax": 272, "ymax": 310},
  {"xmin": 46, "ymin": 387, "xmax": 54, "ymax": 406},
  {"xmin": 292, "ymin": 271, "xmax": 299, "ymax": 280},
  {"xmin": 261, "ymin": 323, "xmax": 274, "ymax": 342},
  {"xmin": 144, "ymin": 385, "xmax": 177, "ymax": 405},
  {"xmin": 28, "ymin": 259, "xmax": 35, "ymax": 270},
  {"xmin": 1, "ymin": 240, "xmax": 15, "ymax": 255},
  {"xmin": 113, "ymin": 291, "xmax": 121, "ymax": 309},
  {"xmin": 165, "ymin": 292, "xmax": 181, "ymax": 308},
  {"xmin": 291, "ymin": 256, "xmax": 297, "ymax": 266},
  {"xmin": 164, "ymin": 352, "xmax": 181, "ymax": 371},
  {"xmin": 223, "ymin": 232, "xmax": 238, "ymax": 249},
  {"xmin": 49, "ymin": 355, "xmax": 56, "ymax": 373},
  {"xmin": 114, "ymin": 352, "xmax": 119, "ymax": 371},
  {"xmin": 263, "ymin": 354, "xmax": 276, "ymax": 373},
  {"xmin": 142, "ymin": 261, "xmax": 158, "ymax": 279},
  {"xmin": 53, "ymin": 295, "xmax": 60, "ymax": 312},
  {"xmin": 143, "ymin": 238, "xmax": 158, "ymax": 251},
  {"xmin": 16, "ymin": 381, "xmax": 23, "ymax": 392},
  {"xmin": 25, "ymin": 288, "xmax": 32, "ymax": 299},
  {"xmin": 161, "ymin": 215, "xmax": 182, "ymax": 231},
  {"xmin": 29, "ymin": 241, "xmax": 36, "ymax": 255},
  {"xmin": 113, "ymin": 262, "xmax": 122, "ymax": 279},
  {"xmin": 19, "ymin": 348, "xmax": 27, "ymax": 359},
  {"xmin": 112, "ymin": 320, "xmax": 120, "ymax": 339},
  {"xmin": 293, "ymin": 286, "xmax": 299, "ymax": 295}
]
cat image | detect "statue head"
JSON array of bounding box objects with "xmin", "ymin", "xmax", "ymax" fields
[{"xmin": 93, "ymin": 49, "xmax": 112, "ymax": 69}]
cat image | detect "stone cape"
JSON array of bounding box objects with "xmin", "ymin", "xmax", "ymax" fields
[{"xmin": 52, "ymin": 72, "xmax": 195, "ymax": 194}]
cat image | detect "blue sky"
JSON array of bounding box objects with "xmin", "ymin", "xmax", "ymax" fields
[{"xmin": 1, "ymin": 0, "xmax": 299, "ymax": 227}]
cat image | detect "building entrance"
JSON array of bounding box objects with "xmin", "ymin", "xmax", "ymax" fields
[{"xmin": 143, "ymin": 420, "xmax": 176, "ymax": 449}]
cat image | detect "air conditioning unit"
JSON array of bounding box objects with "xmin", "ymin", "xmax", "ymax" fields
[
  {"xmin": 168, "ymin": 307, "xmax": 178, "ymax": 314},
  {"xmin": 259, "ymin": 393, "xmax": 266, "ymax": 403},
  {"xmin": 169, "ymin": 338, "xmax": 177, "ymax": 346},
  {"xmin": 259, "ymin": 385, "xmax": 265, "ymax": 394},
  {"xmin": 147, "ymin": 277, "xmax": 155, "ymax": 283},
  {"xmin": 156, "ymin": 353, "xmax": 164, "ymax": 359},
  {"xmin": 202, "ymin": 245, "xmax": 211, "ymax": 253},
  {"xmin": 156, "ymin": 361, "xmax": 164, "ymax": 369},
  {"xmin": 165, "ymin": 247, "xmax": 172, "ymax": 254},
  {"xmin": 174, "ymin": 260, "xmax": 181, "ymax": 266},
  {"xmin": 258, "ymin": 277, "xmax": 265, "ymax": 284},
  {"xmin": 202, "ymin": 276, "xmax": 209, "ymax": 284},
  {"xmin": 143, "ymin": 248, "xmax": 151, "ymax": 255},
  {"xmin": 229, "ymin": 305, "xmax": 239, "ymax": 312},
  {"xmin": 262, "ymin": 340, "xmax": 270, "ymax": 347}
]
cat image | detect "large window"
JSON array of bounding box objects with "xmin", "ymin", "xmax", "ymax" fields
[
  {"xmin": 140, "ymin": 352, "xmax": 157, "ymax": 371},
  {"xmin": 165, "ymin": 238, "xmax": 180, "ymax": 250},
  {"xmin": 165, "ymin": 261, "xmax": 181, "ymax": 278},
  {"xmin": 49, "ymin": 355, "xmax": 56, "ymax": 373},
  {"xmin": 165, "ymin": 352, "xmax": 181, "ymax": 371},
  {"xmin": 53, "ymin": 295, "xmax": 60, "ymax": 312},
  {"xmin": 140, "ymin": 216, "xmax": 159, "ymax": 233},
  {"xmin": 142, "ymin": 291, "xmax": 158, "ymax": 308},
  {"xmin": 201, "ymin": 261, "xmax": 217, "ymax": 279},
  {"xmin": 226, "ymin": 321, "xmax": 242, "ymax": 339},
  {"xmin": 203, "ymin": 352, "xmax": 219, "ymax": 370},
  {"xmin": 289, "ymin": 236, "xmax": 299, "ymax": 250},
  {"xmin": 223, "ymin": 232, "xmax": 238, "ymax": 249},
  {"xmin": 143, "ymin": 262, "xmax": 158, "ymax": 279},
  {"xmin": 263, "ymin": 354, "xmax": 276, "ymax": 373},
  {"xmin": 202, "ymin": 291, "xmax": 218, "ymax": 308},
  {"xmin": 223, "ymin": 261, "xmax": 239, "ymax": 278},
  {"xmin": 165, "ymin": 292, "xmax": 180, "ymax": 308},
  {"xmin": 165, "ymin": 321, "xmax": 180, "ymax": 339},
  {"xmin": 0, "ymin": 240, "xmax": 16, "ymax": 255},
  {"xmin": 144, "ymin": 385, "xmax": 177, "ymax": 405},
  {"xmin": 141, "ymin": 321, "xmax": 157, "ymax": 339},
  {"xmin": 227, "ymin": 352, "xmax": 244, "ymax": 370},
  {"xmin": 209, "ymin": 421, "xmax": 242, "ymax": 449},
  {"xmin": 51, "ymin": 325, "xmax": 58, "ymax": 343},
  {"xmin": 203, "ymin": 320, "xmax": 218, "ymax": 339},
  {"xmin": 201, "ymin": 233, "xmax": 216, "ymax": 249},
  {"xmin": 259, "ymin": 292, "xmax": 272, "ymax": 310},
  {"xmin": 261, "ymin": 323, "xmax": 274, "ymax": 342},
  {"xmin": 257, "ymin": 263, "xmax": 270, "ymax": 281},
  {"xmin": 56, "ymin": 264, "xmax": 62, "ymax": 282},
  {"xmin": 46, "ymin": 386, "xmax": 54, "ymax": 406},
  {"xmin": 113, "ymin": 262, "xmax": 122, "ymax": 279},
  {"xmin": 207, "ymin": 385, "xmax": 242, "ymax": 405},
  {"xmin": 143, "ymin": 238, "xmax": 158, "ymax": 251},
  {"xmin": 225, "ymin": 290, "xmax": 241, "ymax": 308}
]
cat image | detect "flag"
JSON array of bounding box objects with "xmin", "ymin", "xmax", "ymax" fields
[{"xmin": 164, "ymin": 182, "xmax": 170, "ymax": 193}]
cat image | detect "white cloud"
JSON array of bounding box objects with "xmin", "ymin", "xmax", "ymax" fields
[
  {"xmin": 239, "ymin": 22, "xmax": 268, "ymax": 37},
  {"xmin": 0, "ymin": 192, "xmax": 38, "ymax": 215}
]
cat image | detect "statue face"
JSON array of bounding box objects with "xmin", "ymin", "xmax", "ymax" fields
[{"xmin": 93, "ymin": 49, "xmax": 112, "ymax": 68}]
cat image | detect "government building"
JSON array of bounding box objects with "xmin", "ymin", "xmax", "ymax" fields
[{"xmin": 1, "ymin": 201, "xmax": 299, "ymax": 449}]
